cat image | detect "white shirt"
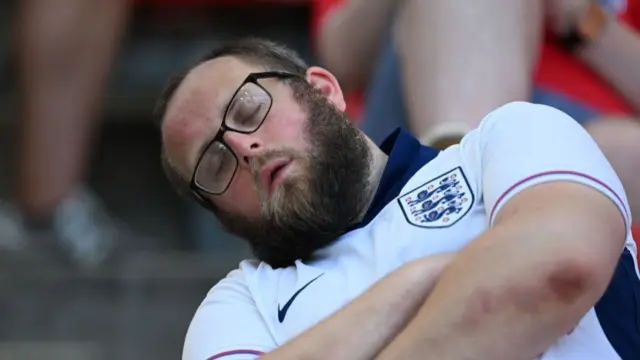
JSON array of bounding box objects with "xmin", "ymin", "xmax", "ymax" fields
[{"xmin": 183, "ymin": 102, "xmax": 640, "ymax": 360}]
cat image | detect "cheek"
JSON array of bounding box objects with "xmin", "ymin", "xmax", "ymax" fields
[
  {"xmin": 263, "ymin": 110, "xmax": 309, "ymax": 150},
  {"xmin": 214, "ymin": 169, "xmax": 261, "ymax": 218}
]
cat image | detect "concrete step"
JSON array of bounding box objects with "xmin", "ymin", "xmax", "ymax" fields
[
  {"xmin": 0, "ymin": 250, "xmax": 248, "ymax": 280},
  {"xmin": 0, "ymin": 251, "xmax": 248, "ymax": 360},
  {"xmin": 0, "ymin": 342, "xmax": 103, "ymax": 360}
]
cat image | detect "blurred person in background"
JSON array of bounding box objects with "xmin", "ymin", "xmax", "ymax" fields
[
  {"xmin": 313, "ymin": 0, "xmax": 542, "ymax": 147},
  {"xmin": 313, "ymin": 0, "xmax": 640, "ymax": 240},
  {"xmin": 0, "ymin": 0, "xmax": 130, "ymax": 268}
]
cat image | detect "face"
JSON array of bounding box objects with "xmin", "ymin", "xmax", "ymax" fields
[{"xmin": 162, "ymin": 56, "xmax": 373, "ymax": 268}]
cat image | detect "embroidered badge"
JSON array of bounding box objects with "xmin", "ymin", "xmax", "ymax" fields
[{"xmin": 398, "ymin": 167, "xmax": 474, "ymax": 228}]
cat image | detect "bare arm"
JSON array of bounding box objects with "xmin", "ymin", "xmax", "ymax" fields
[
  {"xmin": 376, "ymin": 182, "xmax": 626, "ymax": 360},
  {"xmin": 578, "ymin": 19, "xmax": 640, "ymax": 112},
  {"xmin": 259, "ymin": 253, "xmax": 454, "ymax": 360},
  {"xmin": 373, "ymin": 103, "xmax": 629, "ymax": 360},
  {"xmin": 316, "ymin": 0, "xmax": 398, "ymax": 93}
]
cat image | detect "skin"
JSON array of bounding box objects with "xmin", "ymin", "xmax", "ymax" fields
[
  {"xmin": 16, "ymin": 0, "xmax": 129, "ymax": 218},
  {"xmin": 161, "ymin": 57, "xmax": 317, "ymax": 220},
  {"xmin": 161, "ymin": 56, "xmax": 388, "ymax": 266}
]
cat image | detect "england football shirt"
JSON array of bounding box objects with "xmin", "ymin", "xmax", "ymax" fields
[{"xmin": 183, "ymin": 102, "xmax": 640, "ymax": 360}]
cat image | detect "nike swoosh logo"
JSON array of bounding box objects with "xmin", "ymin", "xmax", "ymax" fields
[{"xmin": 277, "ymin": 273, "xmax": 324, "ymax": 323}]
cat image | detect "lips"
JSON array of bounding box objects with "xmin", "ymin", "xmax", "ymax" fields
[{"xmin": 260, "ymin": 158, "xmax": 291, "ymax": 194}]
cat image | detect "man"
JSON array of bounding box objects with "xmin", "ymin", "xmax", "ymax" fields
[{"xmin": 157, "ymin": 38, "xmax": 639, "ymax": 360}]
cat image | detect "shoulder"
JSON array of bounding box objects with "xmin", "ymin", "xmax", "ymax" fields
[
  {"xmin": 476, "ymin": 101, "xmax": 578, "ymax": 130},
  {"xmin": 183, "ymin": 260, "xmax": 288, "ymax": 360},
  {"xmin": 200, "ymin": 259, "xmax": 285, "ymax": 304}
]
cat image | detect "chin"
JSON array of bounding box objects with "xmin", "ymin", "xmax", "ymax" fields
[{"xmin": 269, "ymin": 172, "xmax": 308, "ymax": 202}]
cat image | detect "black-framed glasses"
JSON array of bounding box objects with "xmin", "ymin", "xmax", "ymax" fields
[{"xmin": 190, "ymin": 71, "xmax": 301, "ymax": 199}]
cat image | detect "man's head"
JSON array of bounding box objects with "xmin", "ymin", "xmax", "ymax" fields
[{"xmin": 157, "ymin": 38, "xmax": 374, "ymax": 268}]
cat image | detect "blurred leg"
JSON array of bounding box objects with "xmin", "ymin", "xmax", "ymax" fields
[
  {"xmin": 584, "ymin": 117, "xmax": 640, "ymax": 223},
  {"xmin": 394, "ymin": 0, "xmax": 543, "ymax": 147},
  {"xmin": 15, "ymin": 0, "xmax": 129, "ymax": 220}
]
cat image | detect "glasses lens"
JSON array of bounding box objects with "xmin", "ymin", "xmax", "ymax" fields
[
  {"xmin": 194, "ymin": 141, "xmax": 238, "ymax": 194},
  {"xmin": 225, "ymin": 82, "xmax": 271, "ymax": 132}
]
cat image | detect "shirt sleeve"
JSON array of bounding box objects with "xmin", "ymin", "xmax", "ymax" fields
[
  {"xmin": 182, "ymin": 269, "xmax": 276, "ymax": 360},
  {"xmin": 461, "ymin": 102, "xmax": 631, "ymax": 235}
]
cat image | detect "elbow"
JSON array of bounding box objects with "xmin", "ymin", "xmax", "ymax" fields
[
  {"xmin": 489, "ymin": 254, "xmax": 609, "ymax": 314},
  {"xmin": 543, "ymin": 255, "xmax": 604, "ymax": 306},
  {"xmin": 543, "ymin": 224, "xmax": 625, "ymax": 305},
  {"xmin": 547, "ymin": 214, "xmax": 627, "ymax": 301},
  {"xmin": 464, "ymin": 258, "xmax": 599, "ymax": 322},
  {"xmin": 513, "ymin": 190, "xmax": 625, "ymax": 303}
]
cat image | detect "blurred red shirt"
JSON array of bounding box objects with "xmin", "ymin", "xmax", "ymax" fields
[{"xmin": 535, "ymin": 0, "xmax": 640, "ymax": 114}]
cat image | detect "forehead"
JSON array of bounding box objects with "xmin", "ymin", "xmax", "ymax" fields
[{"xmin": 161, "ymin": 56, "xmax": 257, "ymax": 176}]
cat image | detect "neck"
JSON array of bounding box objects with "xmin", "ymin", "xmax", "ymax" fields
[{"xmin": 357, "ymin": 138, "xmax": 388, "ymax": 221}]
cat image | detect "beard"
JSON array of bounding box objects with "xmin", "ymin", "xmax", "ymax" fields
[{"xmin": 215, "ymin": 81, "xmax": 373, "ymax": 268}]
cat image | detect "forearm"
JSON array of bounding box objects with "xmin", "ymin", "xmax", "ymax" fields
[
  {"xmin": 316, "ymin": 0, "xmax": 397, "ymax": 92},
  {"xmin": 259, "ymin": 253, "xmax": 453, "ymax": 360},
  {"xmin": 578, "ymin": 20, "xmax": 640, "ymax": 112},
  {"xmin": 377, "ymin": 227, "xmax": 589, "ymax": 360},
  {"xmin": 376, "ymin": 184, "xmax": 623, "ymax": 360}
]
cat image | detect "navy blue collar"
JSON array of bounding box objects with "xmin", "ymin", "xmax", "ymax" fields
[{"xmin": 351, "ymin": 128, "xmax": 440, "ymax": 230}]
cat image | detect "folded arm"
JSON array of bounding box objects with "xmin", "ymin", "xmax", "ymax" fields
[
  {"xmin": 259, "ymin": 253, "xmax": 453, "ymax": 360},
  {"xmin": 183, "ymin": 253, "xmax": 454, "ymax": 360},
  {"xmin": 375, "ymin": 102, "xmax": 630, "ymax": 360}
]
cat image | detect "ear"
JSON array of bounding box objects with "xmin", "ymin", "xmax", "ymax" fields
[{"xmin": 305, "ymin": 66, "xmax": 346, "ymax": 112}]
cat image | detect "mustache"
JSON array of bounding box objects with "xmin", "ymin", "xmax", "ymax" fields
[{"xmin": 249, "ymin": 148, "xmax": 300, "ymax": 190}]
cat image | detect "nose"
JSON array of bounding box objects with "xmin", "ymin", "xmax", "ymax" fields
[{"xmin": 223, "ymin": 131, "xmax": 263, "ymax": 167}]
